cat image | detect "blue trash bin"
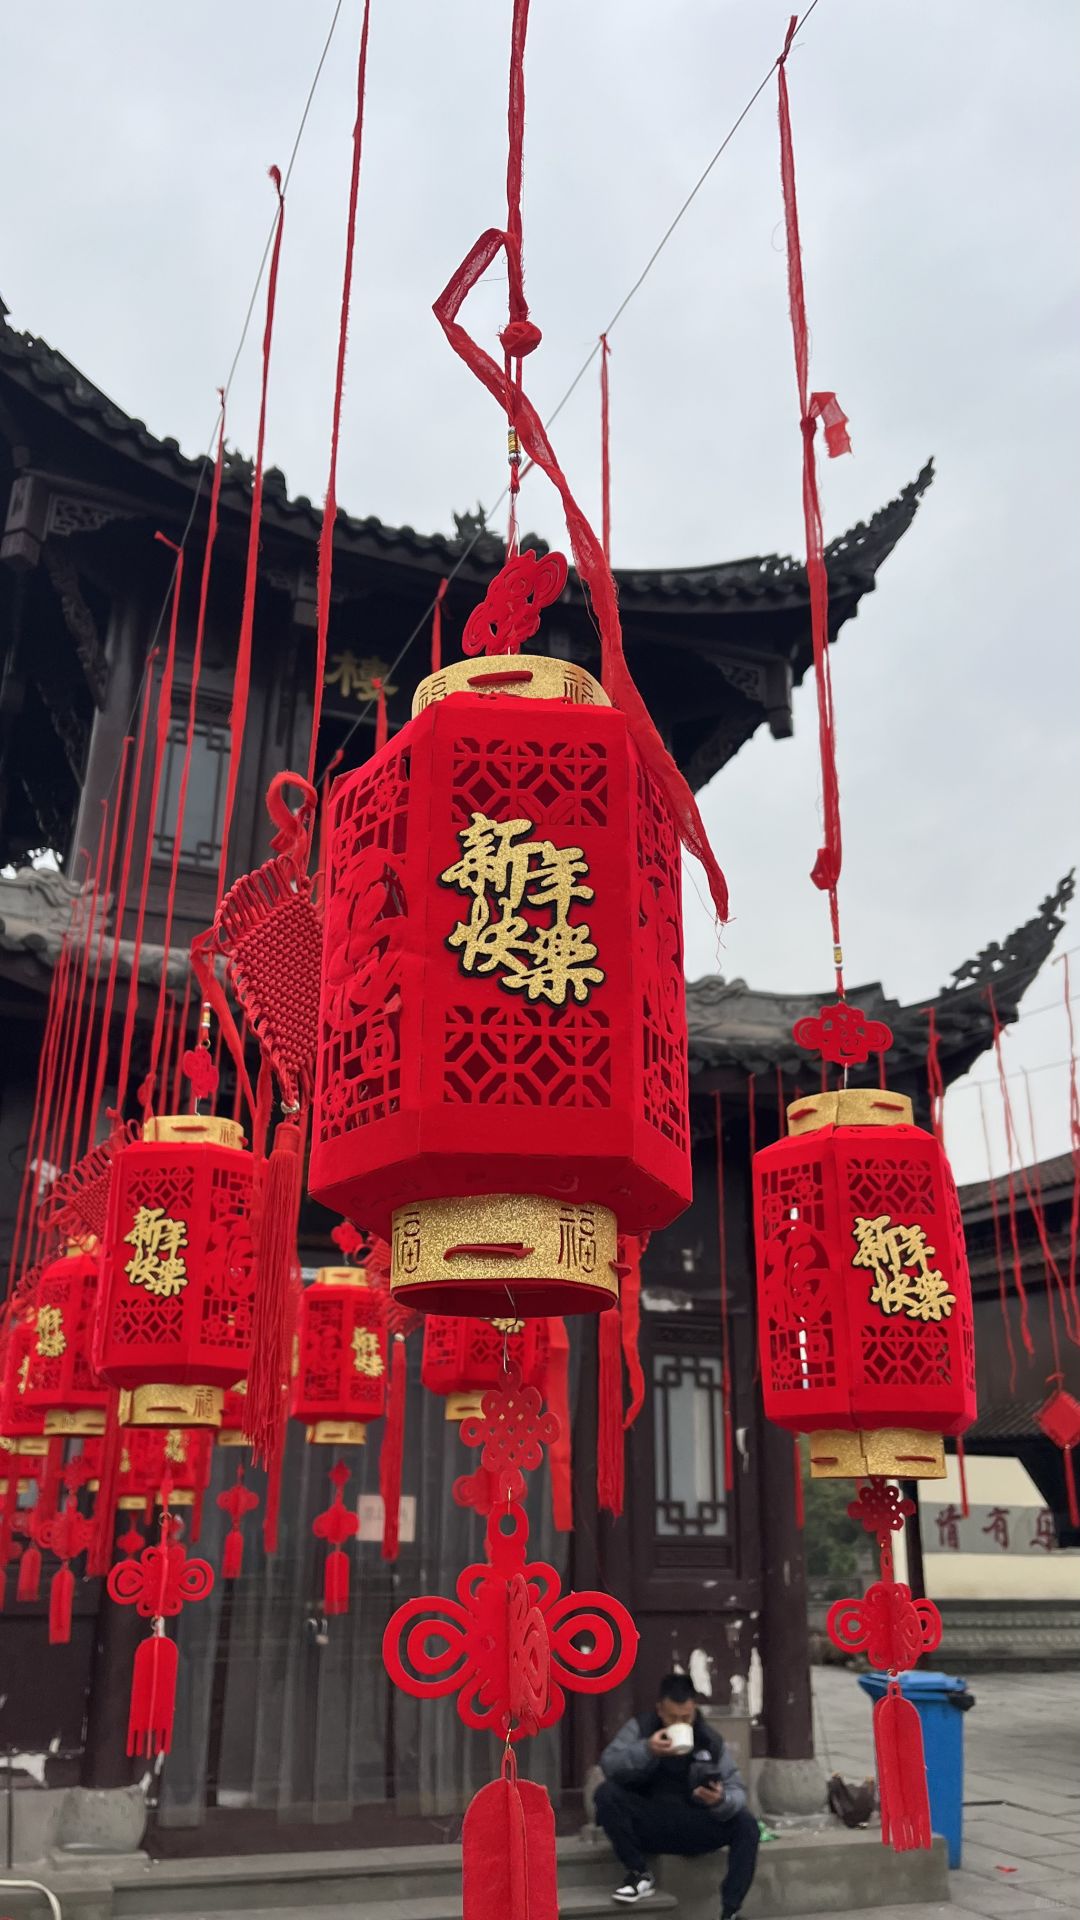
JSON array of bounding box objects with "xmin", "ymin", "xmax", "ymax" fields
[{"xmin": 858, "ymin": 1670, "xmax": 974, "ymax": 1866}]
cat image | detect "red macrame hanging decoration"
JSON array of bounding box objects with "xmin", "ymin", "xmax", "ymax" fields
[
  {"xmin": 384, "ymin": 1374, "xmax": 637, "ymax": 1738},
  {"xmin": 34, "ymin": 1457, "xmax": 97, "ymax": 1644},
  {"xmin": 217, "ymin": 1463, "xmax": 260, "ymax": 1580},
  {"xmin": 829, "ymin": 1481, "xmax": 939, "ymax": 1850},
  {"xmin": 106, "ymin": 1481, "xmax": 214, "ymax": 1755},
  {"xmin": 312, "ymin": 1459, "xmax": 360, "ymax": 1616}
]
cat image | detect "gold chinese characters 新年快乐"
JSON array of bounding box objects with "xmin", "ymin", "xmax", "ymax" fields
[
  {"xmin": 439, "ymin": 811, "xmax": 604, "ymax": 1008},
  {"xmin": 851, "ymin": 1213, "xmax": 956, "ymax": 1323}
]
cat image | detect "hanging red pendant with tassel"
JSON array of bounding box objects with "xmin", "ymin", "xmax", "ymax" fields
[
  {"xmin": 217, "ymin": 1464, "xmax": 259, "ymax": 1580},
  {"xmin": 463, "ymin": 1752, "xmax": 558, "ymax": 1920},
  {"xmin": 106, "ymin": 1481, "xmax": 214, "ymax": 1755},
  {"xmin": 312, "ymin": 1461, "xmax": 360, "ymax": 1616}
]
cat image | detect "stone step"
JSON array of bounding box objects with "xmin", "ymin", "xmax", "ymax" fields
[{"xmin": 125, "ymin": 1899, "xmax": 679, "ymax": 1920}]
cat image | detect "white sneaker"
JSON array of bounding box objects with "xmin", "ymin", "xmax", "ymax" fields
[{"xmin": 612, "ymin": 1872, "xmax": 656, "ymax": 1904}]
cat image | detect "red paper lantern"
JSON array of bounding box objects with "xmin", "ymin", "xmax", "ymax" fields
[
  {"xmin": 94, "ymin": 1115, "xmax": 256, "ymax": 1428},
  {"xmin": 753, "ymin": 1087, "xmax": 975, "ymax": 1478},
  {"xmin": 0, "ymin": 1274, "xmax": 48, "ymax": 1442},
  {"xmin": 115, "ymin": 1427, "xmax": 214, "ymax": 1516},
  {"xmin": 18, "ymin": 1246, "xmax": 108, "ymax": 1438},
  {"xmin": 422, "ymin": 1314, "xmax": 549, "ymax": 1421},
  {"xmin": 289, "ymin": 1266, "xmax": 388, "ymax": 1445},
  {"xmin": 309, "ymin": 570, "xmax": 691, "ymax": 1316}
]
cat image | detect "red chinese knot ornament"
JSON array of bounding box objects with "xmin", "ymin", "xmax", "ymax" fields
[{"xmin": 106, "ymin": 1485, "xmax": 214, "ymax": 1755}]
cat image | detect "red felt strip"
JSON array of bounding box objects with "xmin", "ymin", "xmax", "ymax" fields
[
  {"xmin": 49, "ymin": 1564, "xmax": 75, "ymax": 1645},
  {"xmin": 17, "ymin": 1542, "xmax": 41, "ymax": 1603},
  {"xmin": 307, "ymin": 0, "xmax": 373, "ymax": 786},
  {"xmin": 715, "ymin": 1092, "xmax": 735, "ymax": 1492},
  {"xmin": 127, "ymin": 1630, "xmax": 179, "ymax": 1757},
  {"xmin": 874, "ymin": 1686, "xmax": 931, "ymax": 1852},
  {"xmin": 379, "ymin": 1335, "xmax": 407, "ymax": 1562},
  {"xmin": 324, "ymin": 1545, "xmax": 350, "ymax": 1616},
  {"xmin": 545, "ymin": 1316, "xmax": 573, "ymax": 1532},
  {"xmin": 217, "ymin": 172, "xmax": 286, "ymax": 903},
  {"xmin": 597, "ymin": 1301, "xmax": 624, "ymax": 1517},
  {"xmin": 86, "ymin": 1389, "xmax": 122, "ymax": 1578},
  {"xmin": 116, "ymin": 540, "xmax": 184, "ymax": 1116},
  {"xmin": 431, "ymin": 576, "xmax": 449, "ymax": 674},
  {"xmin": 600, "ymin": 333, "xmax": 612, "ymax": 563},
  {"xmin": 620, "ymin": 1242, "xmax": 645, "ymax": 1430},
  {"xmin": 776, "ymin": 18, "xmax": 851, "ymax": 991}
]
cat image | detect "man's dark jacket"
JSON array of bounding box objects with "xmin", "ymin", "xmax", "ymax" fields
[{"xmin": 599, "ymin": 1712, "xmax": 748, "ymax": 1818}]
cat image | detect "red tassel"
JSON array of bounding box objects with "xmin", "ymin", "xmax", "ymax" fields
[
  {"xmin": 17, "ymin": 1542, "xmax": 42, "ymax": 1602},
  {"xmin": 597, "ymin": 1302, "xmax": 624, "ymax": 1517},
  {"xmin": 463, "ymin": 1763, "xmax": 558, "ymax": 1920},
  {"xmin": 546, "ymin": 1317, "xmax": 573, "ymax": 1532},
  {"xmin": 379, "ymin": 1336, "xmax": 407, "ymax": 1562},
  {"xmin": 874, "ymin": 1684, "xmax": 932, "ymax": 1851},
  {"xmin": 248, "ymin": 1115, "xmax": 305, "ymax": 1462},
  {"xmin": 1064, "ymin": 1446, "xmax": 1079, "ymax": 1530},
  {"xmin": 127, "ymin": 1630, "xmax": 179, "ymax": 1756},
  {"xmin": 620, "ymin": 1244, "xmax": 645, "ymax": 1430},
  {"xmin": 324, "ymin": 1546, "xmax": 350, "ymax": 1616},
  {"xmin": 222, "ymin": 1526, "xmax": 244, "ymax": 1580},
  {"xmin": 49, "ymin": 1564, "xmax": 75, "ymax": 1644},
  {"xmin": 793, "ymin": 1437, "xmax": 805, "ymax": 1529}
]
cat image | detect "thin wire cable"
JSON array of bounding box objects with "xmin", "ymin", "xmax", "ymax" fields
[{"xmin": 318, "ymin": 1, "xmax": 827, "ymax": 776}]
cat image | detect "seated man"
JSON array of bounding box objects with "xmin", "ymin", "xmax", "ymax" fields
[{"xmin": 596, "ymin": 1672, "xmax": 759, "ymax": 1915}]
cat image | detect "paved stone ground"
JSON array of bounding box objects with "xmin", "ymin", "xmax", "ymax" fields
[{"xmin": 787, "ymin": 1666, "xmax": 1080, "ymax": 1920}]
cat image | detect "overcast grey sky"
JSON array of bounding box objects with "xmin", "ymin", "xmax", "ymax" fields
[{"xmin": 2, "ymin": 1, "xmax": 1077, "ymax": 1182}]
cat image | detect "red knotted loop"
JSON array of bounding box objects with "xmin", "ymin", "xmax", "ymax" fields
[
  {"xmin": 267, "ymin": 772, "xmax": 318, "ymax": 865},
  {"xmin": 500, "ymin": 318, "xmax": 542, "ymax": 358}
]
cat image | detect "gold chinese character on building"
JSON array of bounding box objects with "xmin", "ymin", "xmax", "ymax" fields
[
  {"xmin": 323, "ymin": 651, "xmax": 397, "ymax": 704},
  {"xmin": 35, "ymin": 1304, "xmax": 67, "ymax": 1358},
  {"xmin": 351, "ymin": 1328, "xmax": 385, "ymax": 1378},
  {"xmin": 123, "ymin": 1205, "xmax": 189, "ymax": 1299},
  {"xmin": 439, "ymin": 812, "xmax": 604, "ymax": 1007},
  {"xmin": 852, "ymin": 1214, "xmax": 955, "ymax": 1323}
]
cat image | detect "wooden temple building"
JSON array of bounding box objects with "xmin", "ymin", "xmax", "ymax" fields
[{"xmin": 0, "ymin": 299, "xmax": 1073, "ymax": 1846}]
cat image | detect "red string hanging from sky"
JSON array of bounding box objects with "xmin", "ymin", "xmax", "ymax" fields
[
  {"xmin": 144, "ymin": 402, "xmax": 227, "ymax": 1115},
  {"xmin": 776, "ymin": 15, "xmax": 852, "ymax": 993},
  {"xmin": 7, "ymin": 886, "xmax": 80, "ymax": 1284},
  {"xmin": 714, "ymin": 1093, "xmax": 735, "ymax": 1492},
  {"xmin": 69, "ymin": 740, "xmax": 131, "ymax": 1166},
  {"xmin": 307, "ymin": 0, "xmax": 373, "ymax": 788},
  {"xmin": 1060, "ymin": 953, "xmax": 1080, "ymax": 1336},
  {"xmin": 432, "ymin": 0, "xmax": 729, "ymax": 925},
  {"xmin": 979, "ymin": 1082, "xmax": 1017, "ymax": 1397},
  {"xmin": 93, "ymin": 662, "xmax": 155, "ymax": 1128},
  {"xmin": 600, "ymin": 333, "xmax": 612, "ymax": 563},
  {"xmin": 114, "ymin": 541, "xmax": 185, "ymax": 1116},
  {"xmin": 217, "ymin": 170, "xmax": 286, "ymax": 906}
]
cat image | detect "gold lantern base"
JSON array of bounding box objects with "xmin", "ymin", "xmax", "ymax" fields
[
  {"xmin": 787, "ymin": 1087, "xmax": 914, "ymax": 1136},
  {"xmin": 1, "ymin": 1435, "xmax": 48, "ymax": 1458},
  {"xmin": 44, "ymin": 1407, "xmax": 107, "ymax": 1437},
  {"xmin": 807, "ymin": 1428, "xmax": 947, "ymax": 1481},
  {"xmin": 306, "ymin": 1420, "xmax": 367, "ymax": 1446},
  {"xmin": 445, "ymin": 1392, "xmax": 486, "ymax": 1423},
  {"xmin": 118, "ymin": 1384, "xmax": 224, "ymax": 1429},
  {"xmin": 412, "ymin": 652, "xmax": 609, "ymax": 716},
  {"xmin": 390, "ymin": 1194, "xmax": 619, "ymax": 1315},
  {"xmin": 143, "ymin": 1114, "xmax": 245, "ymax": 1149}
]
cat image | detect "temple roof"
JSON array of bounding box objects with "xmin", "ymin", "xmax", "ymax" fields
[
  {"xmin": 0, "ymin": 306, "xmax": 929, "ymax": 616},
  {"xmin": 685, "ymin": 872, "xmax": 1075, "ymax": 1089}
]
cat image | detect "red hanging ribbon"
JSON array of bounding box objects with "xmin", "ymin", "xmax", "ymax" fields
[
  {"xmin": 597, "ymin": 1302, "xmax": 624, "ymax": 1518},
  {"xmin": 924, "ymin": 1005, "xmax": 945, "ymax": 1142},
  {"xmin": 1060, "ymin": 954, "xmax": 1080, "ymax": 1336},
  {"xmin": 431, "ymin": 575, "xmax": 449, "ymax": 674},
  {"xmin": 380, "ymin": 1334, "xmax": 407, "ymax": 1562},
  {"xmin": 715, "ymin": 1092, "xmax": 735, "ymax": 1493},
  {"xmin": 545, "ymin": 1316, "xmax": 573, "ymax": 1532},
  {"xmin": 432, "ymin": 0, "xmax": 728, "ymax": 924},
  {"xmin": 217, "ymin": 170, "xmax": 286, "ymax": 901},
  {"xmin": 307, "ymin": 0, "xmax": 373, "ymax": 786},
  {"xmin": 777, "ymin": 18, "xmax": 852, "ymax": 989},
  {"xmin": 600, "ymin": 333, "xmax": 612, "ymax": 563}
]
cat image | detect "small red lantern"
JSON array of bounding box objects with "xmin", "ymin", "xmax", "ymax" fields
[
  {"xmin": 18, "ymin": 1246, "xmax": 108, "ymax": 1438},
  {"xmin": 422, "ymin": 1314, "xmax": 549, "ymax": 1421},
  {"xmin": 309, "ymin": 560, "xmax": 692, "ymax": 1316},
  {"xmin": 0, "ymin": 1279, "xmax": 47, "ymax": 1442},
  {"xmin": 289, "ymin": 1267, "xmax": 388, "ymax": 1445},
  {"xmin": 753, "ymin": 1086, "xmax": 975, "ymax": 1476},
  {"xmin": 94, "ymin": 1115, "xmax": 256, "ymax": 1428},
  {"xmin": 115, "ymin": 1427, "xmax": 214, "ymax": 1516}
]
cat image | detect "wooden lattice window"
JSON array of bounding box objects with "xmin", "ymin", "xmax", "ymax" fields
[{"xmin": 652, "ymin": 1350, "xmax": 728, "ymax": 1539}]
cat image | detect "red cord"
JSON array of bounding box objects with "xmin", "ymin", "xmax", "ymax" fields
[
  {"xmin": 90, "ymin": 662, "xmax": 156, "ymax": 1129},
  {"xmin": 600, "ymin": 334, "xmax": 612, "ymax": 563},
  {"xmin": 307, "ymin": 0, "xmax": 373, "ymax": 787},
  {"xmin": 777, "ymin": 19, "xmax": 852, "ymax": 991},
  {"xmin": 715, "ymin": 1092, "xmax": 735, "ymax": 1493},
  {"xmin": 218, "ymin": 171, "xmax": 286, "ymax": 900}
]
